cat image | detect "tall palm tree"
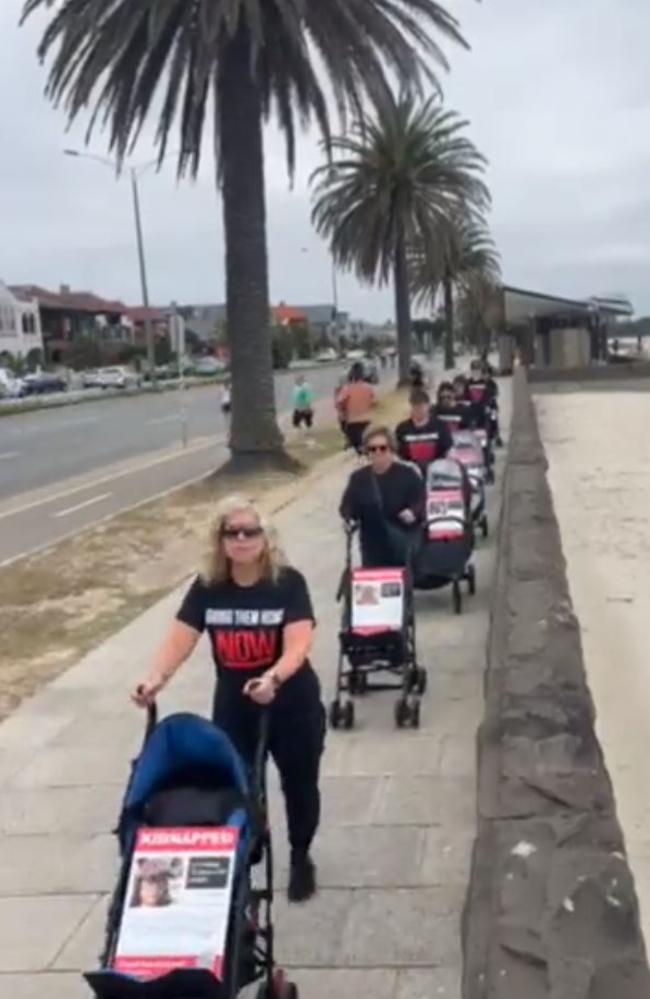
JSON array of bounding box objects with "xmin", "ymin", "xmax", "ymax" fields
[
  {"xmin": 22, "ymin": 0, "xmax": 467, "ymax": 466},
  {"xmin": 311, "ymin": 93, "xmax": 489, "ymax": 384},
  {"xmin": 411, "ymin": 213, "xmax": 500, "ymax": 368}
]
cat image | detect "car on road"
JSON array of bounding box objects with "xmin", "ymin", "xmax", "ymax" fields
[
  {"xmin": 316, "ymin": 348, "xmax": 338, "ymax": 362},
  {"xmin": 82, "ymin": 366, "xmax": 139, "ymax": 390},
  {"xmin": 20, "ymin": 371, "xmax": 68, "ymax": 395},
  {"xmin": 187, "ymin": 356, "xmax": 227, "ymax": 376}
]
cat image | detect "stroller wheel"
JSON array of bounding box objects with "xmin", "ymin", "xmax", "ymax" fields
[
  {"xmin": 328, "ymin": 700, "xmax": 342, "ymax": 729},
  {"xmin": 409, "ymin": 697, "xmax": 421, "ymax": 729},
  {"xmin": 343, "ymin": 699, "xmax": 355, "ymax": 729},
  {"xmin": 481, "ymin": 515, "xmax": 489, "ymax": 539},
  {"xmin": 466, "ymin": 565, "xmax": 477, "ymax": 595},
  {"xmin": 394, "ymin": 698, "xmax": 409, "ymax": 728},
  {"xmin": 452, "ymin": 580, "xmax": 462, "ymax": 615}
]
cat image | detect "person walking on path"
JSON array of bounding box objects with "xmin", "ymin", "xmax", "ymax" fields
[
  {"xmin": 132, "ymin": 495, "xmax": 325, "ymax": 903},
  {"xmin": 292, "ymin": 374, "xmax": 315, "ymax": 436},
  {"xmin": 433, "ymin": 381, "xmax": 472, "ymax": 434},
  {"xmin": 395, "ymin": 388, "xmax": 452, "ymax": 475},
  {"xmin": 336, "ymin": 361, "xmax": 376, "ymax": 454},
  {"xmin": 340, "ymin": 425, "xmax": 425, "ymax": 567}
]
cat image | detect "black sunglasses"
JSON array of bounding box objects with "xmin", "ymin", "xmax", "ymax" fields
[
  {"xmin": 221, "ymin": 526, "xmax": 264, "ymax": 540},
  {"xmin": 367, "ymin": 443, "xmax": 390, "ymax": 454}
]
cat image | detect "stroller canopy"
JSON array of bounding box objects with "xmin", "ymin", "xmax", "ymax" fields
[
  {"xmin": 427, "ymin": 457, "xmax": 464, "ymax": 491},
  {"xmin": 124, "ymin": 713, "xmax": 249, "ymax": 819}
]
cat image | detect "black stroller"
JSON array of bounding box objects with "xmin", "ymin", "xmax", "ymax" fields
[
  {"xmin": 413, "ymin": 458, "xmax": 476, "ymax": 614},
  {"xmin": 85, "ymin": 705, "xmax": 298, "ymax": 999},
  {"xmin": 329, "ymin": 524, "xmax": 426, "ymax": 731}
]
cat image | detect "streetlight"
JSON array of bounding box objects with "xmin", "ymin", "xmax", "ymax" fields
[
  {"xmin": 63, "ymin": 148, "xmax": 163, "ymax": 388},
  {"xmin": 300, "ymin": 244, "xmax": 341, "ymax": 349}
]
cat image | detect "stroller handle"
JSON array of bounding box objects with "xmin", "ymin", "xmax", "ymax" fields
[{"xmin": 135, "ymin": 686, "xmax": 158, "ymax": 741}]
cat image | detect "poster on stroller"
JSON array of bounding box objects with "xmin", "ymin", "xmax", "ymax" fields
[
  {"xmin": 114, "ymin": 826, "xmax": 239, "ymax": 981},
  {"xmin": 351, "ymin": 568, "xmax": 405, "ymax": 634}
]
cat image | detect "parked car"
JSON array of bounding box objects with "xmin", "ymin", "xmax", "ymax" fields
[
  {"xmin": 82, "ymin": 366, "xmax": 139, "ymax": 389},
  {"xmin": 21, "ymin": 371, "xmax": 67, "ymax": 395},
  {"xmin": 0, "ymin": 368, "xmax": 25, "ymax": 399},
  {"xmin": 186, "ymin": 356, "xmax": 226, "ymax": 376},
  {"xmin": 316, "ymin": 348, "xmax": 338, "ymax": 362}
]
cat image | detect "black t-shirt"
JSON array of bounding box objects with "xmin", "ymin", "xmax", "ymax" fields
[
  {"xmin": 340, "ymin": 462, "xmax": 425, "ymax": 528},
  {"xmin": 176, "ymin": 567, "xmax": 317, "ymax": 711},
  {"xmin": 433, "ymin": 404, "xmax": 470, "ymax": 434},
  {"xmin": 395, "ymin": 416, "xmax": 452, "ymax": 469}
]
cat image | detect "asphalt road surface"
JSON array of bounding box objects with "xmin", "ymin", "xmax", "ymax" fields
[{"xmin": 0, "ymin": 363, "xmax": 373, "ymax": 566}]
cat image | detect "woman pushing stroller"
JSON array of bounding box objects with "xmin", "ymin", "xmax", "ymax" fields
[
  {"xmin": 132, "ymin": 495, "xmax": 325, "ymax": 904},
  {"xmin": 340, "ymin": 424, "xmax": 425, "ymax": 568}
]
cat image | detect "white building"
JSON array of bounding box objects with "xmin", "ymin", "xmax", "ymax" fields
[{"xmin": 0, "ymin": 280, "xmax": 43, "ymax": 360}]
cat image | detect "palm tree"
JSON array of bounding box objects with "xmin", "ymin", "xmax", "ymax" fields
[
  {"xmin": 22, "ymin": 0, "xmax": 467, "ymax": 467},
  {"xmin": 311, "ymin": 93, "xmax": 489, "ymax": 384},
  {"xmin": 411, "ymin": 213, "xmax": 500, "ymax": 368}
]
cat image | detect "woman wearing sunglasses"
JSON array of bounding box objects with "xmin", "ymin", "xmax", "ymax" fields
[
  {"xmin": 132, "ymin": 495, "xmax": 325, "ymax": 904},
  {"xmin": 339, "ymin": 425, "xmax": 425, "ymax": 568}
]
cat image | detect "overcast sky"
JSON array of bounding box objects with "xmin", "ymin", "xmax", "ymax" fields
[{"xmin": 1, "ymin": 0, "xmax": 649, "ymax": 321}]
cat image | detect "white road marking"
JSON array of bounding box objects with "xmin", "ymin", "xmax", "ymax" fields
[
  {"xmin": 52, "ymin": 492, "xmax": 113, "ymax": 518},
  {"xmin": 0, "ymin": 434, "xmax": 222, "ymax": 521},
  {"xmin": 6, "ymin": 415, "xmax": 100, "ymax": 436},
  {"xmin": 146, "ymin": 415, "xmax": 180, "ymax": 425},
  {"xmin": 0, "ymin": 451, "xmax": 20, "ymax": 460},
  {"xmin": 0, "ymin": 461, "xmax": 226, "ymax": 569}
]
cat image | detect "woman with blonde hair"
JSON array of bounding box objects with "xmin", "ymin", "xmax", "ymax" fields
[{"xmin": 132, "ymin": 495, "xmax": 324, "ymax": 903}]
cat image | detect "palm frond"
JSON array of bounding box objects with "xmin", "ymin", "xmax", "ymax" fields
[
  {"xmin": 311, "ymin": 93, "xmax": 491, "ymax": 290},
  {"xmin": 22, "ymin": 0, "xmax": 469, "ymax": 177}
]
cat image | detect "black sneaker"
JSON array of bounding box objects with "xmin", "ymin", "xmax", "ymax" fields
[{"xmin": 288, "ymin": 852, "xmax": 317, "ymax": 903}]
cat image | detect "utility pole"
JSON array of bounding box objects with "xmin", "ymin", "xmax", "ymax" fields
[
  {"xmin": 170, "ymin": 301, "xmax": 188, "ymax": 448},
  {"xmin": 131, "ymin": 168, "xmax": 156, "ymax": 389}
]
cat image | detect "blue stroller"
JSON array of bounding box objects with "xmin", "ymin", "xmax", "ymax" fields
[{"xmin": 85, "ymin": 705, "xmax": 298, "ymax": 999}]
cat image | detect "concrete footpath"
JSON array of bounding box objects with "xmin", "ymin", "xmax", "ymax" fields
[{"xmin": 0, "ymin": 388, "xmax": 508, "ymax": 999}]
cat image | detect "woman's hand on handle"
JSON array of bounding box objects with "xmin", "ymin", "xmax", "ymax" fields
[
  {"xmin": 244, "ymin": 673, "xmax": 278, "ymax": 706},
  {"xmin": 131, "ymin": 679, "xmax": 163, "ymax": 708}
]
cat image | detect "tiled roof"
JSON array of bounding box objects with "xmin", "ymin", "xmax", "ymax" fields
[{"xmin": 9, "ymin": 284, "xmax": 126, "ymax": 314}]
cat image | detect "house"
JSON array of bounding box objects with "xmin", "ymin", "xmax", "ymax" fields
[
  {"xmin": 0, "ymin": 280, "xmax": 44, "ymax": 360},
  {"xmin": 9, "ymin": 284, "xmax": 127, "ymax": 363},
  {"xmin": 123, "ymin": 306, "xmax": 170, "ymax": 346},
  {"xmin": 272, "ymin": 303, "xmax": 308, "ymax": 327},
  {"xmin": 294, "ymin": 303, "xmax": 350, "ymax": 339}
]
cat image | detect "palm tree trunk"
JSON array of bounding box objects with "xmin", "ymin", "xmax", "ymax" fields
[
  {"xmin": 394, "ymin": 228, "xmax": 412, "ymax": 385},
  {"xmin": 443, "ymin": 267, "xmax": 455, "ymax": 370},
  {"xmin": 218, "ymin": 26, "xmax": 285, "ymax": 465}
]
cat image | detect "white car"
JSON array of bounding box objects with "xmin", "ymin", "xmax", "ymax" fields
[
  {"xmin": 83, "ymin": 367, "xmax": 139, "ymax": 389},
  {"xmin": 0, "ymin": 368, "xmax": 25, "ymax": 399},
  {"xmin": 190, "ymin": 356, "xmax": 226, "ymax": 375},
  {"xmin": 316, "ymin": 348, "xmax": 338, "ymax": 362}
]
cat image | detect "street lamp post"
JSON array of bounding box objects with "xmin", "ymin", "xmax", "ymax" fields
[{"xmin": 64, "ymin": 149, "xmax": 159, "ymax": 388}]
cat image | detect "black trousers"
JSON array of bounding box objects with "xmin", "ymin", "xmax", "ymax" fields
[{"xmin": 213, "ymin": 688, "xmax": 325, "ymax": 855}]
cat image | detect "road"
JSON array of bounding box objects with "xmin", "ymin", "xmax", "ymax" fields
[{"xmin": 0, "ymin": 363, "xmax": 379, "ymax": 566}]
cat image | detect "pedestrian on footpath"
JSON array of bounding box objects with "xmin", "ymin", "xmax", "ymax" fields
[
  {"xmin": 292, "ymin": 374, "xmax": 315, "ymax": 437},
  {"xmin": 340, "ymin": 425, "xmax": 425, "ymax": 567},
  {"xmin": 132, "ymin": 495, "xmax": 325, "ymax": 903},
  {"xmin": 336, "ymin": 361, "xmax": 376, "ymax": 455},
  {"xmin": 395, "ymin": 388, "xmax": 453, "ymax": 475},
  {"xmin": 220, "ymin": 380, "xmax": 231, "ymax": 419}
]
